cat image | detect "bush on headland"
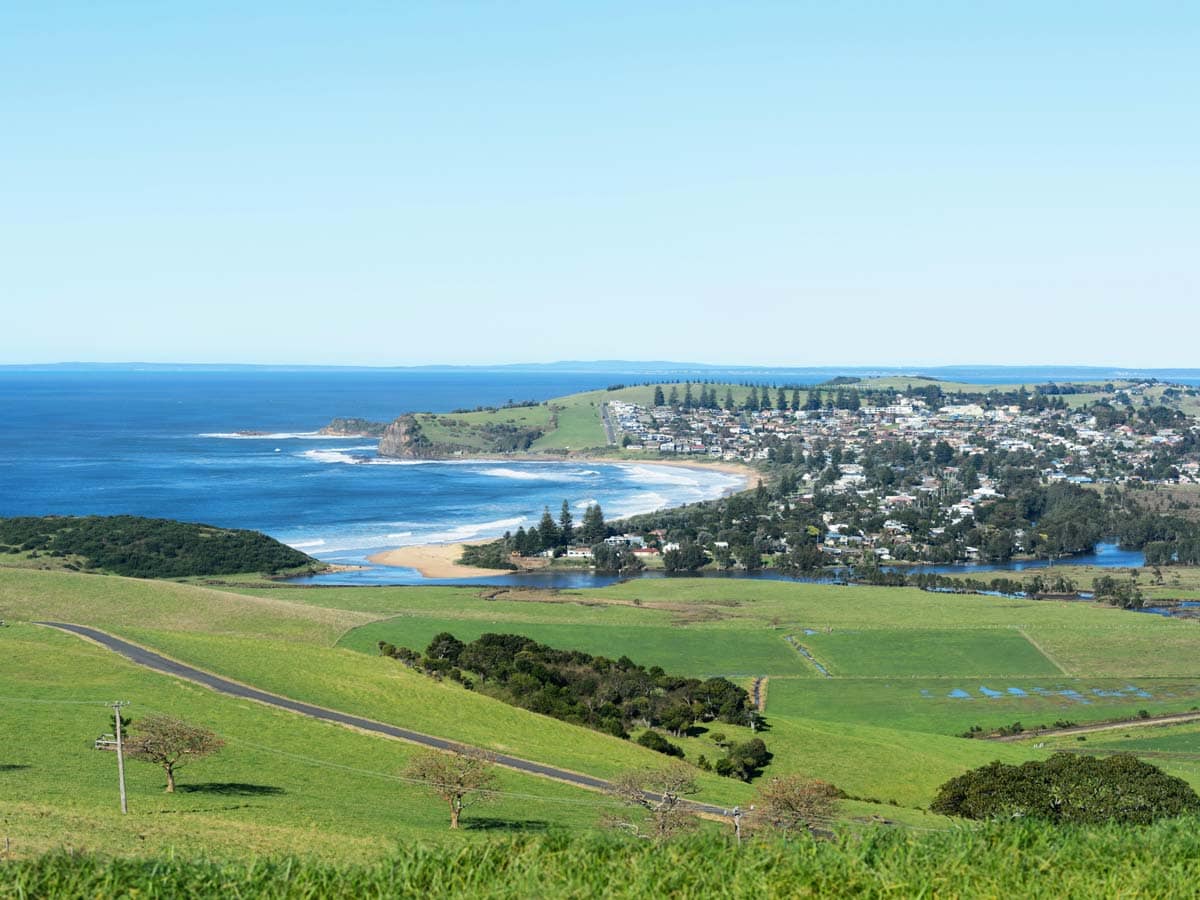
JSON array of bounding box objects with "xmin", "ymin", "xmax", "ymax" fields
[{"xmin": 0, "ymin": 515, "xmax": 319, "ymax": 578}]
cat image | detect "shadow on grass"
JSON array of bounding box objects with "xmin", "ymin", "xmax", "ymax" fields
[
  {"xmin": 463, "ymin": 817, "xmax": 552, "ymax": 832},
  {"xmin": 177, "ymin": 782, "xmax": 286, "ymax": 796},
  {"xmin": 0, "ymin": 764, "xmax": 31, "ymax": 773}
]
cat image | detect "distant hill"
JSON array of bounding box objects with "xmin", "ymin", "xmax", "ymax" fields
[{"xmin": 0, "ymin": 515, "xmax": 320, "ymax": 579}]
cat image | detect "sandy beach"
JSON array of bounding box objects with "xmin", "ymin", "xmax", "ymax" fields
[{"xmin": 367, "ymin": 456, "xmax": 758, "ymax": 579}]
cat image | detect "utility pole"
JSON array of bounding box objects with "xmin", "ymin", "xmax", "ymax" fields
[
  {"xmin": 731, "ymin": 806, "xmax": 743, "ymax": 846},
  {"xmin": 110, "ymin": 701, "xmax": 130, "ymax": 814}
]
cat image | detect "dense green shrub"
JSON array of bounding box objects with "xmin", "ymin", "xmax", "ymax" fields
[
  {"xmin": 636, "ymin": 730, "xmax": 684, "ymax": 758},
  {"xmin": 0, "ymin": 515, "xmax": 317, "ymax": 578},
  {"xmin": 931, "ymin": 753, "xmax": 1200, "ymax": 824},
  {"xmin": 385, "ymin": 632, "xmax": 762, "ymax": 770}
]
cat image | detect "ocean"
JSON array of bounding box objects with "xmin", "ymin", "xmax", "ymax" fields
[
  {"xmin": 4, "ymin": 364, "xmax": 1189, "ymax": 584},
  {"xmin": 0, "ymin": 368, "xmax": 747, "ymax": 582}
]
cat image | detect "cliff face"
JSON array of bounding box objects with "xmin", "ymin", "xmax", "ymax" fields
[{"xmin": 377, "ymin": 414, "xmax": 438, "ymax": 458}]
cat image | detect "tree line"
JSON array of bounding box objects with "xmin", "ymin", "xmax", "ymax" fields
[{"xmin": 378, "ymin": 632, "xmax": 770, "ymax": 779}]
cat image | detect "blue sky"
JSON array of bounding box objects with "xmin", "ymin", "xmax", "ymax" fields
[{"xmin": 2, "ymin": 2, "xmax": 1196, "ymax": 366}]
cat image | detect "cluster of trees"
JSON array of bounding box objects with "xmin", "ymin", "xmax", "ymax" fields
[
  {"xmin": 606, "ymin": 765, "xmax": 838, "ymax": 843},
  {"xmin": 379, "ymin": 632, "xmax": 765, "ymax": 775},
  {"xmin": 510, "ymin": 502, "xmax": 608, "ymax": 555},
  {"xmin": 0, "ymin": 515, "xmax": 317, "ymax": 578},
  {"xmin": 449, "ymin": 398, "xmax": 540, "ymax": 414},
  {"xmin": 1092, "ymin": 574, "xmax": 1144, "ymax": 609},
  {"xmin": 1118, "ymin": 512, "xmax": 1200, "ymax": 566},
  {"xmin": 931, "ymin": 754, "xmax": 1200, "ymax": 824}
]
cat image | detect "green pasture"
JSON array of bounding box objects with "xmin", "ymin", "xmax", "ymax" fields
[
  {"xmin": 796, "ymin": 627, "xmax": 1063, "ymax": 678},
  {"xmin": 0, "ymin": 624, "xmax": 618, "ymax": 861},
  {"xmin": 4, "ymin": 565, "xmax": 1199, "ymax": 854},
  {"xmin": 111, "ymin": 627, "xmax": 752, "ymax": 808},
  {"xmin": 765, "ymin": 676, "xmax": 1200, "ymax": 736},
  {"xmin": 0, "ymin": 568, "xmax": 368, "ymax": 644},
  {"xmin": 338, "ymin": 615, "xmax": 805, "ymax": 678}
]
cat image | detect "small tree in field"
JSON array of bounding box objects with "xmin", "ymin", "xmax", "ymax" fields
[
  {"xmin": 405, "ymin": 747, "xmax": 498, "ymax": 829},
  {"xmin": 749, "ymin": 775, "xmax": 839, "ymax": 839},
  {"xmin": 124, "ymin": 714, "xmax": 224, "ymax": 793},
  {"xmin": 605, "ymin": 762, "xmax": 700, "ymax": 842}
]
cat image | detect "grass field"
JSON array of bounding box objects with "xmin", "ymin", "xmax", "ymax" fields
[
  {"xmin": 797, "ymin": 627, "xmax": 1063, "ymax": 678},
  {"xmin": 8, "ymin": 821, "xmax": 1200, "ymax": 899},
  {"xmin": 0, "ymin": 624, "xmax": 618, "ymax": 861},
  {"xmin": 765, "ymin": 676, "xmax": 1200, "ymax": 735},
  {"xmin": 3, "ymin": 564, "xmax": 1199, "ymax": 862},
  {"xmin": 338, "ymin": 616, "xmax": 806, "ymax": 678}
]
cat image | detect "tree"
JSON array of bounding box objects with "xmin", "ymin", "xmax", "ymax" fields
[
  {"xmin": 538, "ymin": 506, "xmax": 560, "ymax": 549},
  {"xmin": 580, "ymin": 503, "xmax": 606, "ymax": 543},
  {"xmin": 749, "ymin": 775, "xmax": 839, "ymax": 839},
  {"xmin": 653, "ymin": 386, "xmax": 665, "ymax": 406},
  {"xmin": 559, "ymin": 500, "xmax": 575, "ymax": 546},
  {"xmin": 636, "ymin": 729, "xmax": 684, "ymax": 757},
  {"xmin": 425, "ymin": 632, "xmax": 465, "ymax": 665},
  {"xmin": 606, "ymin": 763, "xmax": 699, "ymax": 841},
  {"xmin": 405, "ymin": 747, "xmax": 498, "ymax": 829},
  {"xmin": 715, "ymin": 738, "xmax": 773, "ymax": 781},
  {"xmin": 124, "ymin": 714, "xmax": 224, "ymax": 793}
]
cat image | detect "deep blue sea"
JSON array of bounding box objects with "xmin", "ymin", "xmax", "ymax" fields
[{"xmin": 3, "ymin": 364, "xmax": 1190, "ymax": 584}]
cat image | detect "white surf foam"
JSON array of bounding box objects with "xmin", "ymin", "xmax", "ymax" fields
[
  {"xmin": 607, "ymin": 491, "xmax": 673, "ymax": 519},
  {"xmin": 419, "ymin": 516, "xmax": 527, "ymax": 544},
  {"xmin": 301, "ymin": 448, "xmax": 366, "ymax": 465},
  {"xmin": 479, "ymin": 466, "xmax": 569, "ymax": 481},
  {"xmin": 199, "ymin": 431, "xmax": 334, "ymax": 440},
  {"xmin": 618, "ymin": 464, "xmax": 703, "ymax": 487},
  {"xmin": 288, "ymin": 539, "xmax": 327, "ymax": 549}
]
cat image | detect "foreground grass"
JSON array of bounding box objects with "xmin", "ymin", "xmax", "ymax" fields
[{"xmin": 4, "ymin": 822, "xmax": 1200, "ymax": 899}]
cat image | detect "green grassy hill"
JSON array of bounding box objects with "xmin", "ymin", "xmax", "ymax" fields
[{"xmin": 3, "ymin": 566, "xmax": 1199, "ymax": 863}]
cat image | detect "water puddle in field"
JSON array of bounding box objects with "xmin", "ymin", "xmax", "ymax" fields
[
  {"xmin": 942, "ymin": 683, "xmax": 1159, "ymax": 703},
  {"xmin": 785, "ymin": 635, "xmax": 832, "ymax": 677}
]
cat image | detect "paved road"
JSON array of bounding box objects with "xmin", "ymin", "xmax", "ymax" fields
[
  {"xmin": 39, "ymin": 621, "xmax": 730, "ymax": 816},
  {"xmin": 988, "ymin": 709, "xmax": 1200, "ymax": 743},
  {"xmin": 600, "ymin": 402, "xmax": 617, "ymax": 446}
]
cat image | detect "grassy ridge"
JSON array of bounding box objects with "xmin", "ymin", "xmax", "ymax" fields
[
  {"xmin": 5, "ymin": 567, "xmax": 1199, "ymax": 857},
  {"xmin": 0, "ymin": 625, "xmax": 613, "ymax": 861},
  {"xmin": 5, "ymin": 822, "xmax": 1200, "ymax": 899}
]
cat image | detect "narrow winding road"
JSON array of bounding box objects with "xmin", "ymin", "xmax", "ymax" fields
[{"xmin": 40, "ymin": 622, "xmax": 730, "ymax": 816}]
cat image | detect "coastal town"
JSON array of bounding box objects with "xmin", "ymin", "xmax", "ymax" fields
[{"xmin": 597, "ymin": 381, "xmax": 1200, "ymax": 568}]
